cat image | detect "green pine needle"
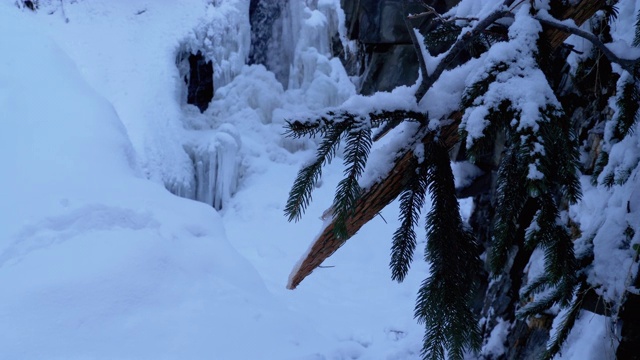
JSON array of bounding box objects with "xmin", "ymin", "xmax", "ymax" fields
[
  {"xmin": 542, "ymin": 283, "xmax": 585, "ymax": 360},
  {"xmin": 612, "ymin": 78, "xmax": 640, "ymax": 142},
  {"xmin": 284, "ymin": 121, "xmax": 350, "ymax": 222},
  {"xmin": 417, "ymin": 143, "xmax": 482, "ymax": 360},
  {"xmin": 490, "ymin": 144, "xmax": 528, "ymax": 273},
  {"xmin": 332, "ymin": 121, "xmax": 372, "ymax": 239},
  {"xmin": 390, "ymin": 157, "xmax": 429, "ymax": 282}
]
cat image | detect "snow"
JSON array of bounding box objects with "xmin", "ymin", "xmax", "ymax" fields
[
  {"xmin": 0, "ymin": 10, "xmax": 325, "ymax": 359},
  {"xmin": 554, "ymin": 311, "xmax": 616, "ymax": 360},
  {"xmin": 461, "ymin": 6, "xmax": 561, "ymax": 149},
  {"xmin": 481, "ymin": 318, "xmax": 510, "ymax": 358},
  {"xmin": 0, "ymin": 1, "xmax": 426, "ymax": 359}
]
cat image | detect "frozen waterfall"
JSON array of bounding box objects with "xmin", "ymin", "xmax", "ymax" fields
[{"xmin": 169, "ymin": 0, "xmax": 354, "ymax": 210}]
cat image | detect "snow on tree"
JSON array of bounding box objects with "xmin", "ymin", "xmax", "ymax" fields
[{"xmin": 284, "ymin": 0, "xmax": 640, "ymax": 359}]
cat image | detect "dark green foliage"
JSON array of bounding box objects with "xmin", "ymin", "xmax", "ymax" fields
[
  {"xmin": 333, "ymin": 121, "xmax": 372, "ymax": 239},
  {"xmin": 391, "ymin": 157, "xmax": 429, "ymax": 282},
  {"xmin": 603, "ymin": 4, "xmax": 619, "ymax": 23},
  {"xmin": 416, "ymin": 143, "xmax": 482, "ymax": 360},
  {"xmin": 612, "ymin": 77, "xmax": 639, "ymax": 142},
  {"xmin": 284, "ymin": 106, "xmax": 430, "ymax": 239},
  {"xmin": 461, "ymin": 63, "xmax": 508, "ymax": 109},
  {"xmin": 423, "ymin": 22, "xmax": 461, "ymax": 56},
  {"xmin": 285, "ymin": 110, "xmax": 427, "ymax": 223},
  {"xmin": 489, "ymin": 143, "xmax": 529, "ymax": 272},
  {"xmin": 537, "ymin": 110, "xmax": 582, "ymax": 204},
  {"xmin": 456, "ymin": 14, "xmax": 583, "ymax": 353},
  {"xmin": 591, "ymin": 150, "xmax": 609, "ymax": 185},
  {"xmin": 542, "ymin": 284, "xmax": 586, "ymax": 360},
  {"xmin": 284, "ymin": 120, "xmax": 350, "ymax": 222},
  {"xmin": 594, "ymin": 75, "xmax": 640, "ymax": 187},
  {"xmin": 522, "ymin": 194, "xmax": 578, "ymax": 306}
]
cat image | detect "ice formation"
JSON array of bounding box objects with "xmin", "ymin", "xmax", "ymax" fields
[{"xmin": 171, "ymin": 0, "xmax": 354, "ymax": 209}]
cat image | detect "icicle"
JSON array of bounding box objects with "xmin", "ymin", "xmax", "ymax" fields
[{"xmin": 184, "ymin": 126, "xmax": 241, "ymax": 210}]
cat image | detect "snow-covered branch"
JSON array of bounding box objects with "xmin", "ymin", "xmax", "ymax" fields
[
  {"xmin": 535, "ymin": 16, "xmax": 640, "ymax": 75},
  {"xmin": 416, "ymin": 8, "xmax": 512, "ymax": 102}
]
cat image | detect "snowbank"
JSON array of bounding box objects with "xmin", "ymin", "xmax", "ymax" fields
[{"xmin": 0, "ymin": 10, "xmax": 326, "ymax": 359}]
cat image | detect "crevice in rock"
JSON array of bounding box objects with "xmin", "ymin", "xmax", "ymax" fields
[{"xmin": 177, "ymin": 50, "xmax": 214, "ymax": 113}]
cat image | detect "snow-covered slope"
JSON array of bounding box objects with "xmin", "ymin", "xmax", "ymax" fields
[
  {"xmin": 0, "ymin": 8, "xmax": 337, "ymax": 360},
  {"xmin": 0, "ymin": 1, "xmax": 425, "ymax": 359}
]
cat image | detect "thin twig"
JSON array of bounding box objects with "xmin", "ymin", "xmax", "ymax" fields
[
  {"xmin": 402, "ymin": 0, "xmax": 429, "ymax": 100},
  {"xmin": 535, "ymin": 16, "xmax": 639, "ymax": 75},
  {"xmin": 371, "ymin": 0, "xmax": 432, "ymax": 142}
]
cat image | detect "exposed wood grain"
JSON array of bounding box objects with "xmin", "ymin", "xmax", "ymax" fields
[{"xmin": 544, "ymin": 0, "xmax": 604, "ymax": 50}]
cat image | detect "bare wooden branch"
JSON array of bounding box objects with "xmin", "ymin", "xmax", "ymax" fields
[
  {"xmin": 536, "ymin": 16, "xmax": 639, "ymax": 75},
  {"xmin": 544, "ymin": 0, "xmax": 604, "ymax": 49},
  {"xmin": 402, "ymin": 0, "xmax": 429, "ymax": 101}
]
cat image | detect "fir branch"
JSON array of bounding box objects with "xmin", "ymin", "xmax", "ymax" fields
[
  {"xmin": 332, "ymin": 121, "xmax": 373, "ymax": 239},
  {"xmin": 489, "ymin": 144, "xmax": 528, "ymax": 273},
  {"xmin": 517, "ymin": 276, "xmax": 576, "ymax": 318},
  {"xmin": 591, "ymin": 150, "xmax": 609, "ymax": 185},
  {"xmin": 390, "ymin": 157, "xmax": 429, "ymax": 282},
  {"xmin": 542, "ymin": 283, "xmax": 586, "ymax": 360},
  {"xmin": 416, "ymin": 143, "xmax": 482, "ymax": 360},
  {"xmin": 285, "ymin": 121, "xmax": 350, "ymax": 222},
  {"xmin": 536, "ymin": 195, "xmax": 577, "ymax": 285},
  {"xmin": 612, "ymin": 77, "xmax": 640, "ymax": 141},
  {"xmin": 285, "ymin": 119, "xmax": 325, "ymax": 138},
  {"xmin": 370, "ymin": 110, "xmax": 429, "ymax": 141},
  {"xmin": 538, "ymin": 109, "xmax": 582, "ymax": 203},
  {"xmin": 285, "ymin": 111, "xmax": 353, "ymax": 138}
]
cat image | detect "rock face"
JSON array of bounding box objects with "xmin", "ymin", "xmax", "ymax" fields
[
  {"xmin": 248, "ymin": 0, "xmax": 286, "ymax": 75},
  {"xmin": 340, "ymin": 0, "xmax": 460, "ymax": 94}
]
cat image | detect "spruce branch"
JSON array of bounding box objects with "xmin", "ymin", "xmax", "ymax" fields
[
  {"xmin": 285, "ymin": 121, "xmax": 350, "ymax": 222},
  {"xmin": 333, "ymin": 122, "xmax": 373, "ymax": 239},
  {"xmin": 521, "ymin": 273, "xmax": 550, "ymax": 300},
  {"xmin": 416, "ymin": 143, "xmax": 482, "ymax": 360},
  {"xmin": 542, "ymin": 283, "xmax": 587, "ymax": 360},
  {"xmin": 612, "ymin": 77, "xmax": 640, "ymax": 141},
  {"xmin": 390, "ymin": 157, "xmax": 429, "ymax": 282},
  {"xmin": 285, "ymin": 111, "xmax": 354, "ymax": 138},
  {"xmin": 418, "ymin": 8, "xmax": 513, "ymax": 102},
  {"xmin": 489, "ymin": 145, "xmax": 528, "ymax": 273}
]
